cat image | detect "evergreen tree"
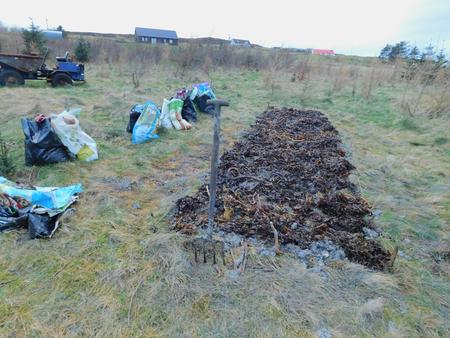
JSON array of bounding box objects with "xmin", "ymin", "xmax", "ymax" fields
[
  {"xmin": 435, "ymin": 49, "xmax": 447, "ymax": 67},
  {"xmin": 409, "ymin": 46, "xmax": 420, "ymax": 60},
  {"xmin": 379, "ymin": 44, "xmax": 392, "ymax": 60},
  {"xmin": 22, "ymin": 20, "xmax": 46, "ymax": 54},
  {"xmin": 389, "ymin": 41, "xmax": 409, "ymax": 61},
  {"xmin": 74, "ymin": 38, "xmax": 91, "ymax": 62},
  {"xmin": 420, "ymin": 44, "xmax": 435, "ymax": 62}
]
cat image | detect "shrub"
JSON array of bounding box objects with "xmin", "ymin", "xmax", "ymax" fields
[
  {"xmin": 0, "ymin": 131, "xmax": 15, "ymax": 176},
  {"xmin": 74, "ymin": 38, "xmax": 91, "ymax": 62}
]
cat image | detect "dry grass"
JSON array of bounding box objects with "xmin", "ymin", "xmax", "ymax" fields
[{"xmin": 0, "ymin": 32, "xmax": 449, "ymax": 337}]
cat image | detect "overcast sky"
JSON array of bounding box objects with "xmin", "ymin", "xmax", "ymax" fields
[{"xmin": 1, "ymin": 0, "xmax": 449, "ymax": 56}]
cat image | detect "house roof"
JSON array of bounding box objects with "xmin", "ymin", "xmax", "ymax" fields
[
  {"xmin": 312, "ymin": 49, "xmax": 335, "ymax": 55},
  {"xmin": 231, "ymin": 39, "xmax": 251, "ymax": 44},
  {"xmin": 135, "ymin": 27, "xmax": 178, "ymax": 39}
]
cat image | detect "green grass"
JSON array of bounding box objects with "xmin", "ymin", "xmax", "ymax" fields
[{"xmin": 0, "ymin": 63, "xmax": 449, "ymax": 337}]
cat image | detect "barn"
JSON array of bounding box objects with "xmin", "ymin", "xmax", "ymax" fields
[{"xmin": 134, "ymin": 27, "xmax": 178, "ymax": 45}]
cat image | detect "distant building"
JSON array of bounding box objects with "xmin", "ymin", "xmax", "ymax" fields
[
  {"xmin": 230, "ymin": 39, "xmax": 251, "ymax": 47},
  {"xmin": 42, "ymin": 30, "xmax": 63, "ymax": 40},
  {"xmin": 296, "ymin": 48, "xmax": 312, "ymax": 54},
  {"xmin": 312, "ymin": 49, "xmax": 335, "ymax": 56},
  {"xmin": 134, "ymin": 27, "xmax": 178, "ymax": 45}
]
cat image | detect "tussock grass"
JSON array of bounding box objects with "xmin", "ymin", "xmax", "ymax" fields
[{"xmin": 0, "ymin": 61, "xmax": 449, "ymax": 337}]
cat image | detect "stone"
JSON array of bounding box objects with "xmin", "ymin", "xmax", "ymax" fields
[
  {"xmin": 363, "ymin": 227, "xmax": 379, "ymax": 239},
  {"xmin": 297, "ymin": 249, "xmax": 312, "ymax": 259},
  {"xmin": 316, "ymin": 328, "xmax": 332, "ymax": 338}
]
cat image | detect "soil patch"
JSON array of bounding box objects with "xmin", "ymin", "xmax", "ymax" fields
[{"xmin": 173, "ymin": 108, "xmax": 390, "ymax": 270}]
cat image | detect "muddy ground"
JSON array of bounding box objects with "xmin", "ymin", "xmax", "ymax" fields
[{"xmin": 173, "ymin": 108, "xmax": 391, "ymax": 270}]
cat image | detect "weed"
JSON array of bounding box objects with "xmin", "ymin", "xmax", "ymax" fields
[
  {"xmin": 0, "ymin": 131, "xmax": 15, "ymax": 176},
  {"xmin": 397, "ymin": 117, "xmax": 422, "ymax": 132}
]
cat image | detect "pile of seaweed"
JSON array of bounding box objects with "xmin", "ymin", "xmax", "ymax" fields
[{"xmin": 173, "ymin": 108, "xmax": 390, "ymax": 270}]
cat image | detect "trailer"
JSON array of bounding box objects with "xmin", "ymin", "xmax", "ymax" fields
[{"xmin": 0, "ymin": 51, "xmax": 85, "ymax": 87}]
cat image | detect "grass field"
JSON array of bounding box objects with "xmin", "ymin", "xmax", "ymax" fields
[{"xmin": 0, "ymin": 59, "xmax": 449, "ymax": 337}]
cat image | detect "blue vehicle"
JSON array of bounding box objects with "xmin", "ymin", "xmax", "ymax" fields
[{"xmin": 0, "ymin": 50, "xmax": 85, "ymax": 87}]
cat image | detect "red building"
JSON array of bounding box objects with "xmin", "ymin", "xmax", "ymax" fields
[{"xmin": 312, "ymin": 49, "xmax": 335, "ymax": 55}]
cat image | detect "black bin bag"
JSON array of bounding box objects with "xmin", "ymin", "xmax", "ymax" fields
[
  {"xmin": 181, "ymin": 98, "xmax": 197, "ymax": 123},
  {"xmin": 126, "ymin": 105, "xmax": 142, "ymax": 133},
  {"xmin": 27, "ymin": 213, "xmax": 58, "ymax": 239},
  {"xmin": 21, "ymin": 118, "xmax": 73, "ymax": 166},
  {"xmin": 193, "ymin": 95, "xmax": 215, "ymax": 115}
]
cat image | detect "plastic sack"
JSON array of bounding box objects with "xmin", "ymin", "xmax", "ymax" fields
[
  {"xmin": 160, "ymin": 99, "xmax": 174, "ymax": 129},
  {"xmin": 126, "ymin": 106, "xmax": 141, "ymax": 133},
  {"xmin": 0, "ymin": 176, "xmax": 82, "ymax": 213},
  {"xmin": 174, "ymin": 88, "xmax": 189, "ymax": 100},
  {"xmin": 182, "ymin": 98, "xmax": 197, "ymax": 122},
  {"xmin": 191, "ymin": 82, "xmax": 216, "ymax": 114},
  {"xmin": 62, "ymin": 108, "xmax": 82, "ymax": 118},
  {"xmin": 193, "ymin": 95, "xmax": 215, "ymax": 114},
  {"xmin": 51, "ymin": 110, "xmax": 98, "ymax": 162},
  {"xmin": 132, "ymin": 101, "xmax": 160, "ymax": 144},
  {"xmin": 168, "ymin": 99, "xmax": 192, "ymax": 130},
  {"xmin": 27, "ymin": 213, "xmax": 59, "ymax": 238},
  {"xmin": 21, "ymin": 118, "xmax": 73, "ymax": 166},
  {"xmin": 0, "ymin": 214, "xmax": 28, "ymax": 232},
  {"xmin": 193, "ymin": 82, "xmax": 216, "ymax": 99}
]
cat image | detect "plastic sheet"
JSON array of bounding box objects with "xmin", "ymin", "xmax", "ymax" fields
[{"xmin": 0, "ymin": 176, "xmax": 82, "ymax": 213}]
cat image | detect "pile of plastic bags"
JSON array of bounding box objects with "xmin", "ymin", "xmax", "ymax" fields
[
  {"xmin": 127, "ymin": 82, "xmax": 216, "ymax": 144},
  {"xmin": 22, "ymin": 109, "xmax": 98, "ymax": 165},
  {"xmin": 0, "ymin": 176, "xmax": 82, "ymax": 238}
]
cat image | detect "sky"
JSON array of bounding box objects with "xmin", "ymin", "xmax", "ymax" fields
[{"xmin": 1, "ymin": 0, "xmax": 450, "ymax": 56}]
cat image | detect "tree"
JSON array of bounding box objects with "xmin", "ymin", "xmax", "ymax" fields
[
  {"xmin": 420, "ymin": 44, "xmax": 435, "ymax": 62},
  {"xmin": 379, "ymin": 44, "xmax": 392, "ymax": 60},
  {"xmin": 408, "ymin": 46, "xmax": 420, "ymax": 60},
  {"xmin": 397, "ymin": 41, "xmax": 410, "ymax": 58},
  {"xmin": 22, "ymin": 20, "xmax": 46, "ymax": 54},
  {"xmin": 435, "ymin": 49, "xmax": 447, "ymax": 67},
  {"xmin": 388, "ymin": 41, "xmax": 409, "ymax": 61},
  {"xmin": 379, "ymin": 41, "xmax": 411, "ymax": 62},
  {"xmin": 56, "ymin": 25, "xmax": 67, "ymax": 38},
  {"xmin": 74, "ymin": 38, "xmax": 91, "ymax": 62}
]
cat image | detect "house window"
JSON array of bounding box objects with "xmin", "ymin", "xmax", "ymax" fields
[
  {"xmin": 169, "ymin": 39, "xmax": 173, "ymax": 44},
  {"xmin": 151, "ymin": 38, "xmax": 156, "ymax": 44}
]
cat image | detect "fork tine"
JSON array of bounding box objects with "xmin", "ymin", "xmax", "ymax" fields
[{"xmin": 203, "ymin": 240, "xmax": 207, "ymax": 263}]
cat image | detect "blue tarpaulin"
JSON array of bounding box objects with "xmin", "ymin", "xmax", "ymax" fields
[{"xmin": 0, "ymin": 177, "xmax": 83, "ymax": 211}]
